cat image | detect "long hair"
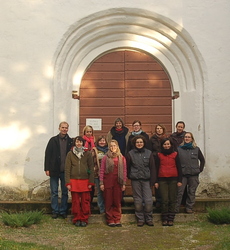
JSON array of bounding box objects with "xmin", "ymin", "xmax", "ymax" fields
[
  {"xmin": 155, "ymin": 123, "xmax": 166, "ymax": 134},
  {"xmin": 180, "ymin": 132, "xmax": 197, "ymax": 148},
  {"xmin": 109, "ymin": 139, "xmax": 122, "ymax": 156},
  {"xmin": 83, "ymin": 125, "xmax": 94, "ymax": 136}
]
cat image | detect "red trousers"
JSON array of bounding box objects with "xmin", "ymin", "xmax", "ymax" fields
[
  {"xmin": 71, "ymin": 191, "xmax": 90, "ymax": 223},
  {"xmin": 103, "ymin": 173, "xmax": 122, "ymax": 224}
]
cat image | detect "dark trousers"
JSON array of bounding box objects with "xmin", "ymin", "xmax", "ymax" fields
[{"xmin": 159, "ymin": 180, "xmax": 177, "ymax": 222}]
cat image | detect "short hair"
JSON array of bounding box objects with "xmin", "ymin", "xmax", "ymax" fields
[
  {"xmin": 95, "ymin": 135, "xmax": 108, "ymax": 146},
  {"xmin": 114, "ymin": 117, "xmax": 124, "ymax": 127},
  {"xmin": 59, "ymin": 121, "xmax": 69, "ymax": 128},
  {"xmin": 83, "ymin": 125, "xmax": 94, "ymax": 136},
  {"xmin": 132, "ymin": 120, "xmax": 142, "ymax": 126},
  {"xmin": 73, "ymin": 136, "xmax": 85, "ymax": 146},
  {"xmin": 176, "ymin": 121, "xmax": 185, "ymax": 128},
  {"xmin": 131, "ymin": 135, "xmax": 147, "ymax": 148}
]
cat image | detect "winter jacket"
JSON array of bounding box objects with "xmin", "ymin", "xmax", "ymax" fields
[
  {"xmin": 65, "ymin": 150, "xmax": 94, "ymax": 185},
  {"xmin": 44, "ymin": 134, "xmax": 73, "ymax": 177}
]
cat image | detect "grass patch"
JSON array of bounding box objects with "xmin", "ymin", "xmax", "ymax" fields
[
  {"xmin": 207, "ymin": 207, "xmax": 230, "ymax": 224},
  {"xmin": 1, "ymin": 210, "xmax": 44, "ymax": 228}
]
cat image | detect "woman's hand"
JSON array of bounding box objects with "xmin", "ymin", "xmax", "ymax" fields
[
  {"xmin": 177, "ymin": 182, "xmax": 182, "ymax": 187},
  {"xmin": 121, "ymin": 185, "xmax": 126, "ymax": 191},
  {"xmin": 100, "ymin": 184, "xmax": 104, "ymax": 191},
  {"xmin": 88, "ymin": 185, "xmax": 92, "ymax": 189},
  {"xmin": 66, "ymin": 185, "xmax": 71, "ymax": 191},
  {"xmin": 154, "ymin": 183, "xmax": 159, "ymax": 189}
]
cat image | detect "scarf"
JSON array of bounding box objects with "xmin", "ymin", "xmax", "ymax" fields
[
  {"xmin": 180, "ymin": 142, "xmax": 194, "ymax": 149},
  {"xmin": 131, "ymin": 130, "xmax": 143, "ymax": 136},
  {"xmin": 72, "ymin": 146, "xmax": 85, "ymax": 159},
  {"xmin": 96, "ymin": 145, "xmax": 108, "ymax": 154},
  {"xmin": 105, "ymin": 150, "xmax": 124, "ymax": 185},
  {"xmin": 161, "ymin": 147, "xmax": 174, "ymax": 155},
  {"xmin": 83, "ymin": 135, "xmax": 95, "ymax": 151}
]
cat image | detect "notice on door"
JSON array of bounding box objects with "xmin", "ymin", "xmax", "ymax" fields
[{"xmin": 86, "ymin": 118, "xmax": 102, "ymax": 130}]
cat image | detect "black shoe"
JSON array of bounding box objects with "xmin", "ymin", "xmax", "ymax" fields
[
  {"xmin": 75, "ymin": 221, "xmax": 81, "ymax": 227},
  {"xmin": 146, "ymin": 221, "xmax": 154, "ymax": 226},
  {"xmin": 52, "ymin": 214, "xmax": 58, "ymax": 219},
  {"xmin": 81, "ymin": 221, "xmax": 87, "ymax": 227},
  {"xmin": 167, "ymin": 221, "xmax": 174, "ymax": 226},
  {"xmin": 137, "ymin": 221, "xmax": 144, "ymax": 227},
  {"xmin": 115, "ymin": 223, "xmax": 122, "ymax": 227},
  {"xmin": 108, "ymin": 223, "xmax": 116, "ymax": 227},
  {"xmin": 60, "ymin": 214, "xmax": 67, "ymax": 219}
]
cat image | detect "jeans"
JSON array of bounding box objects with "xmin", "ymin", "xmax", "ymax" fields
[
  {"xmin": 95, "ymin": 178, "xmax": 105, "ymax": 213},
  {"xmin": 50, "ymin": 172, "xmax": 68, "ymax": 214}
]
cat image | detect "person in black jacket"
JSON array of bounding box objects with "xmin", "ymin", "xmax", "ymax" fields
[{"xmin": 44, "ymin": 122, "xmax": 73, "ymax": 219}]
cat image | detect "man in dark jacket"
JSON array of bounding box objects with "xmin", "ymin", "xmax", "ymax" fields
[{"xmin": 44, "ymin": 122, "xmax": 73, "ymax": 218}]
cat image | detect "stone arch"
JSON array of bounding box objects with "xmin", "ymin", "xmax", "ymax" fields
[{"xmin": 52, "ymin": 8, "xmax": 206, "ymax": 147}]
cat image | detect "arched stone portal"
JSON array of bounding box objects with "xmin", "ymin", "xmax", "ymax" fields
[{"xmin": 52, "ymin": 8, "xmax": 205, "ymax": 149}]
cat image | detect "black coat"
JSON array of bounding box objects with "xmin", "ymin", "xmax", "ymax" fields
[{"xmin": 44, "ymin": 134, "xmax": 73, "ymax": 177}]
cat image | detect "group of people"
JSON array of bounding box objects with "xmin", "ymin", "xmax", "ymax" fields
[{"xmin": 44, "ymin": 119, "xmax": 205, "ymax": 227}]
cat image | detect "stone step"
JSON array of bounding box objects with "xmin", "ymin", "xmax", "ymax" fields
[{"xmin": 0, "ymin": 197, "xmax": 229, "ymax": 215}]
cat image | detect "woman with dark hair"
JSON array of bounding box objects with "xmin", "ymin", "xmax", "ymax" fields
[
  {"xmin": 126, "ymin": 135, "xmax": 156, "ymax": 227},
  {"xmin": 155, "ymin": 138, "xmax": 182, "ymax": 226},
  {"xmin": 65, "ymin": 136, "xmax": 94, "ymax": 227},
  {"xmin": 175, "ymin": 132, "xmax": 205, "ymax": 214},
  {"xmin": 150, "ymin": 124, "xmax": 167, "ymax": 156},
  {"xmin": 107, "ymin": 117, "xmax": 130, "ymax": 156},
  {"xmin": 100, "ymin": 140, "xmax": 127, "ymax": 227},
  {"xmin": 126, "ymin": 120, "xmax": 150, "ymax": 153},
  {"xmin": 149, "ymin": 124, "xmax": 168, "ymax": 208}
]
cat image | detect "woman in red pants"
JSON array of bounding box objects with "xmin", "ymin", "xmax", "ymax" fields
[
  {"xmin": 65, "ymin": 136, "xmax": 94, "ymax": 227},
  {"xmin": 100, "ymin": 140, "xmax": 127, "ymax": 227}
]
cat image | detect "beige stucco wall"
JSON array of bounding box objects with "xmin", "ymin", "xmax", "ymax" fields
[{"xmin": 0, "ymin": 0, "xmax": 229, "ymax": 200}]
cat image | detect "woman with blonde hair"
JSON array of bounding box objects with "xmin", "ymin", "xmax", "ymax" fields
[
  {"xmin": 100, "ymin": 140, "xmax": 127, "ymax": 227},
  {"xmin": 175, "ymin": 132, "xmax": 205, "ymax": 213}
]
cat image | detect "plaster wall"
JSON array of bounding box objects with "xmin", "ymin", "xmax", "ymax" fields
[{"xmin": 0, "ymin": 0, "xmax": 229, "ymax": 200}]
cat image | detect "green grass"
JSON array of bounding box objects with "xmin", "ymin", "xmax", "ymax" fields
[
  {"xmin": 207, "ymin": 207, "xmax": 230, "ymax": 224},
  {"xmin": 0, "ymin": 214, "xmax": 230, "ymax": 249},
  {"xmin": 1, "ymin": 210, "xmax": 43, "ymax": 228}
]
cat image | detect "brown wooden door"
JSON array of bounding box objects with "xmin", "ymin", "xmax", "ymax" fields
[{"xmin": 80, "ymin": 50, "xmax": 172, "ymax": 137}]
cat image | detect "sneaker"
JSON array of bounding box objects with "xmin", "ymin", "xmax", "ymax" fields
[
  {"xmin": 146, "ymin": 221, "xmax": 154, "ymax": 226},
  {"xmin": 137, "ymin": 221, "xmax": 144, "ymax": 227},
  {"xmin": 52, "ymin": 214, "xmax": 58, "ymax": 219},
  {"xmin": 81, "ymin": 222, "xmax": 87, "ymax": 227},
  {"xmin": 75, "ymin": 221, "xmax": 81, "ymax": 227}
]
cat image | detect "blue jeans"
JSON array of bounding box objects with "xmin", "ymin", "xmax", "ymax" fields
[
  {"xmin": 50, "ymin": 172, "xmax": 68, "ymax": 214},
  {"xmin": 95, "ymin": 178, "xmax": 105, "ymax": 213}
]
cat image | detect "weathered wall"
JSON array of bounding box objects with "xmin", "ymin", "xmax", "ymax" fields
[{"xmin": 0, "ymin": 0, "xmax": 229, "ymax": 200}]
